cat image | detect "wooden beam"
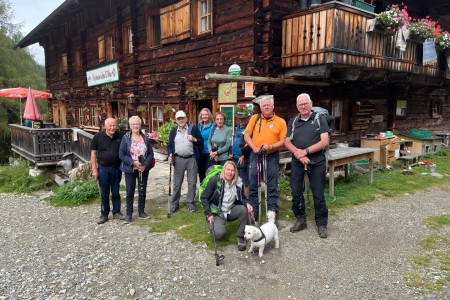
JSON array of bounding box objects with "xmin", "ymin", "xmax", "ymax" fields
[{"xmin": 204, "ymin": 73, "xmax": 329, "ymax": 86}]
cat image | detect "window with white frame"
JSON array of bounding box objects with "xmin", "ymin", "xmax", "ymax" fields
[
  {"xmin": 198, "ymin": 0, "xmax": 212, "ymax": 34},
  {"xmin": 151, "ymin": 105, "xmax": 163, "ymax": 132},
  {"xmin": 123, "ymin": 23, "xmax": 133, "ymax": 54},
  {"xmin": 98, "ymin": 33, "xmax": 115, "ymax": 63},
  {"xmin": 431, "ymin": 99, "xmax": 442, "ymax": 118},
  {"xmin": 396, "ymin": 100, "xmax": 407, "ymax": 117}
]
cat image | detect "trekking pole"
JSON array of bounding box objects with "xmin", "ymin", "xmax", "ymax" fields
[
  {"xmin": 209, "ymin": 220, "xmax": 225, "ymax": 266},
  {"xmin": 167, "ymin": 162, "xmax": 172, "ymax": 218},
  {"xmin": 303, "ymin": 162, "xmax": 310, "ymax": 209},
  {"xmin": 262, "ymin": 150, "xmax": 268, "ymax": 221},
  {"xmin": 257, "ymin": 151, "xmax": 262, "ymax": 224}
]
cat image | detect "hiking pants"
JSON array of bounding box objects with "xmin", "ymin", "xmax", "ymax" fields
[
  {"xmin": 170, "ymin": 156, "xmax": 197, "ymax": 209},
  {"xmin": 291, "ymin": 157, "xmax": 328, "ymax": 227},
  {"xmin": 124, "ymin": 170, "xmax": 149, "ymax": 216},
  {"xmin": 248, "ymin": 151, "xmax": 279, "ymax": 217},
  {"xmin": 211, "ymin": 205, "xmax": 248, "ymax": 240}
]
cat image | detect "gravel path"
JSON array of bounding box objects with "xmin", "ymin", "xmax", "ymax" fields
[{"xmin": 1, "ymin": 184, "xmax": 449, "ymax": 300}]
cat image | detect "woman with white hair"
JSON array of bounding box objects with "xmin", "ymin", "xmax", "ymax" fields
[
  {"xmin": 200, "ymin": 161, "xmax": 252, "ymax": 251},
  {"xmin": 119, "ymin": 115, "xmax": 154, "ymax": 223}
]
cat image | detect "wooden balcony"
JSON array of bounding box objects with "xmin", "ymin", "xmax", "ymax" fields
[
  {"xmin": 281, "ymin": 1, "xmax": 447, "ymax": 84},
  {"xmin": 9, "ymin": 125, "xmax": 93, "ymax": 166}
]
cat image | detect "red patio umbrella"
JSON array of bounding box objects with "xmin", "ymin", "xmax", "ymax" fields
[
  {"xmin": 23, "ymin": 88, "xmax": 42, "ymax": 121},
  {"xmin": 0, "ymin": 87, "xmax": 51, "ymax": 124}
]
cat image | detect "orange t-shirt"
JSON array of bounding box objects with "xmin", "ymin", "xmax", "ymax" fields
[{"xmin": 245, "ymin": 113, "xmax": 287, "ymax": 154}]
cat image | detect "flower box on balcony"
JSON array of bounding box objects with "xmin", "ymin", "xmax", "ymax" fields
[
  {"xmin": 366, "ymin": 18, "xmax": 396, "ymax": 36},
  {"xmin": 403, "ymin": 29, "xmax": 427, "ymax": 44},
  {"xmin": 352, "ymin": 0, "xmax": 375, "ymax": 13}
]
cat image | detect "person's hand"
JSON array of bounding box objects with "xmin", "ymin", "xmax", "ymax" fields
[
  {"xmin": 300, "ymin": 156, "xmax": 310, "ymax": 165},
  {"xmin": 261, "ymin": 143, "xmax": 269, "ymax": 151},
  {"xmin": 187, "ymin": 134, "xmax": 196, "ymax": 142},
  {"xmin": 238, "ymin": 156, "xmax": 245, "ymax": 165},
  {"xmin": 92, "ymin": 169, "xmax": 98, "ymax": 180},
  {"xmin": 246, "ymin": 203, "xmax": 253, "ymax": 213},
  {"xmin": 208, "ymin": 215, "xmax": 214, "ymax": 224},
  {"xmin": 168, "ymin": 155, "xmax": 173, "ymax": 165}
]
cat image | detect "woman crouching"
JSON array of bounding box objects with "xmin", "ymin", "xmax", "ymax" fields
[{"xmin": 201, "ymin": 161, "xmax": 252, "ymax": 251}]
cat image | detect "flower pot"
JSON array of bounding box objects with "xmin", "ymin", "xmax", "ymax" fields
[
  {"xmin": 404, "ymin": 29, "xmax": 427, "ymax": 44},
  {"xmin": 366, "ymin": 18, "xmax": 396, "ymax": 36}
]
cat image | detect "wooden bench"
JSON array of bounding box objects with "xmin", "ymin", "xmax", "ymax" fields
[{"xmin": 397, "ymin": 154, "xmax": 423, "ymax": 169}]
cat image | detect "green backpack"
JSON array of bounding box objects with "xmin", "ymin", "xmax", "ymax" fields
[{"xmin": 197, "ymin": 165, "xmax": 223, "ymax": 213}]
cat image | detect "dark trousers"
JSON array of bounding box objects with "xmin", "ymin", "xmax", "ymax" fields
[
  {"xmin": 198, "ymin": 153, "xmax": 210, "ymax": 183},
  {"xmin": 248, "ymin": 151, "xmax": 280, "ymax": 216},
  {"xmin": 211, "ymin": 205, "xmax": 248, "ymax": 240},
  {"xmin": 98, "ymin": 165, "xmax": 122, "ymax": 216},
  {"xmin": 124, "ymin": 170, "xmax": 149, "ymax": 215},
  {"xmin": 290, "ymin": 158, "xmax": 328, "ymax": 227}
]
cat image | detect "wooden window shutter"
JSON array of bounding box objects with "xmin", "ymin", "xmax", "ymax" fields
[
  {"xmin": 160, "ymin": 0, "xmax": 190, "ymax": 44},
  {"xmin": 98, "ymin": 35, "xmax": 105, "ymax": 62}
]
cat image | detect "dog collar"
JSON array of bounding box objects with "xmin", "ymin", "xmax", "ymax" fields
[{"xmin": 254, "ymin": 227, "xmax": 266, "ymax": 243}]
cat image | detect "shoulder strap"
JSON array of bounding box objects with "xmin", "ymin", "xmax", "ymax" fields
[{"xmin": 289, "ymin": 115, "xmax": 299, "ymax": 140}]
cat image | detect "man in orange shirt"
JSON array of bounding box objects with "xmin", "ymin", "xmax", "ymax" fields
[{"xmin": 244, "ymin": 95, "xmax": 287, "ymax": 223}]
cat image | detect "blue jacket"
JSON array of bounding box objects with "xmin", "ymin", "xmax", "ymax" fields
[
  {"xmin": 167, "ymin": 124, "xmax": 204, "ymax": 160},
  {"xmin": 232, "ymin": 124, "xmax": 246, "ymax": 159},
  {"xmin": 198, "ymin": 122, "xmax": 215, "ymax": 154},
  {"xmin": 119, "ymin": 131, "xmax": 154, "ymax": 174}
]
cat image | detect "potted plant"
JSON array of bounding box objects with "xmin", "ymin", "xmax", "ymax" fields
[
  {"xmin": 116, "ymin": 116, "xmax": 128, "ymax": 131},
  {"xmin": 82, "ymin": 106, "xmax": 90, "ymax": 116},
  {"xmin": 435, "ymin": 31, "xmax": 450, "ymax": 52},
  {"xmin": 137, "ymin": 105, "xmax": 147, "ymax": 119},
  {"xmin": 156, "ymin": 119, "xmax": 176, "ymax": 146},
  {"xmin": 43, "ymin": 112, "xmax": 53, "ymax": 123},
  {"xmin": 164, "ymin": 104, "xmax": 176, "ymax": 120},
  {"xmin": 368, "ymin": 4, "xmax": 410, "ymax": 35},
  {"xmin": 406, "ymin": 17, "xmax": 439, "ymax": 43}
]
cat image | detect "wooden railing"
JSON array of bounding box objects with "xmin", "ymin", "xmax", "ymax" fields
[
  {"xmin": 9, "ymin": 125, "xmax": 93, "ymax": 166},
  {"xmin": 282, "ymin": 2, "xmax": 443, "ymax": 79}
]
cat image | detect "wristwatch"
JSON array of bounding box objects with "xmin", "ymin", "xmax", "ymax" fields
[{"xmin": 305, "ymin": 148, "xmax": 310, "ymax": 155}]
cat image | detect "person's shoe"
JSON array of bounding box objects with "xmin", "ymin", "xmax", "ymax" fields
[
  {"xmin": 169, "ymin": 206, "xmax": 179, "ymax": 215},
  {"xmin": 237, "ymin": 237, "xmax": 246, "ymax": 251},
  {"xmin": 97, "ymin": 215, "xmax": 108, "ymax": 225},
  {"xmin": 290, "ymin": 217, "xmax": 307, "ymax": 233},
  {"xmin": 113, "ymin": 212, "xmax": 124, "ymax": 220},
  {"xmin": 123, "ymin": 214, "xmax": 132, "ymax": 224},
  {"xmin": 139, "ymin": 212, "xmax": 150, "ymax": 219},
  {"xmin": 187, "ymin": 203, "xmax": 196, "ymax": 212},
  {"xmin": 318, "ymin": 226, "xmax": 328, "ymax": 238}
]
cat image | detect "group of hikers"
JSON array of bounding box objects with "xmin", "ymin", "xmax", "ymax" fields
[{"xmin": 90, "ymin": 93, "xmax": 331, "ymax": 252}]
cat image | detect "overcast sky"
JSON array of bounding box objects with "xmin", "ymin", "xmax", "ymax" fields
[{"xmin": 11, "ymin": 0, "xmax": 66, "ymax": 65}]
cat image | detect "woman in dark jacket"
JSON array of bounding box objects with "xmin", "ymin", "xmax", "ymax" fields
[
  {"xmin": 201, "ymin": 161, "xmax": 252, "ymax": 251},
  {"xmin": 119, "ymin": 116, "xmax": 154, "ymax": 223}
]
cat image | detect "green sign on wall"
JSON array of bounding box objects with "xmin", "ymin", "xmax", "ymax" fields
[{"xmin": 220, "ymin": 105, "xmax": 234, "ymax": 131}]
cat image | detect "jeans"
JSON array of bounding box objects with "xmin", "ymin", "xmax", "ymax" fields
[
  {"xmin": 248, "ymin": 151, "xmax": 279, "ymax": 216},
  {"xmin": 290, "ymin": 157, "xmax": 328, "ymax": 227},
  {"xmin": 124, "ymin": 170, "xmax": 149, "ymax": 215},
  {"xmin": 98, "ymin": 165, "xmax": 122, "ymax": 216}
]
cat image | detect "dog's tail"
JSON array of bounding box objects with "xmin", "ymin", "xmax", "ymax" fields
[{"xmin": 267, "ymin": 210, "xmax": 276, "ymax": 223}]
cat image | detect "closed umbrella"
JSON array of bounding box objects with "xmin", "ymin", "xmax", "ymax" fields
[
  {"xmin": 23, "ymin": 88, "xmax": 41, "ymax": 121},
  {"xmin": 0, "ymin": 87, "xmax": 51, "ymax": 124}
]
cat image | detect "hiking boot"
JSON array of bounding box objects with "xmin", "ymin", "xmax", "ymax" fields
[
  {"xmin": 139, "ymin": 212, "xmax": 150, "ymax": 219},
  {"xmin": 97, "ymin": 215, "xmax": 108, "ymax": 225},
  {"xmin": 123, "ymin": 214, "xmax": 132, "ymax": 224},
  {"xmin": 113, "ymin": 212, "xmax": 124, "ymax": 220},
  {"xmin": 290, "ymin": 217, "xmax": 307, "ymax": 233},
  {"xmin": 318, "ymin": 226, "xmax": 328, "ymax": 238},
  {"xmin": 187, "ymin": 203, "xmax": 196, "ymax": 212},
  {"xmin": 169, "ymin": 206, "xmax": 179, "ymax": 215},
  {"xmin": 237, "ymin": 237, "xmax": 246, "ymax": 251}
]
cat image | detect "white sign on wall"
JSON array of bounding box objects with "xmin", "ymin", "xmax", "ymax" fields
[{"xmin": 86, "ymin": 62, "xmax": 120, "ymax": 87}]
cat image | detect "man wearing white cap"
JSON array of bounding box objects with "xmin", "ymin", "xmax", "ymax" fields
[{"xmin": 167, "ymin": 110, "xmax": 204, "ymax": 214}]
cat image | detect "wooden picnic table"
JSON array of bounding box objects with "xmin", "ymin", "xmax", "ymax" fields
[{"xmin": 327, "ymin": 147, "xmax": 375, "ymax": 198}]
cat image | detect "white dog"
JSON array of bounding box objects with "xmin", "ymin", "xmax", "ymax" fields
[{"xmin": 244, "ymin": 210, "xmax": 279, "ymax": 257}]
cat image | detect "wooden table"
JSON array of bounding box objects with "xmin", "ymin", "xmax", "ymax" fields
[{"xmin": 328, "ymin": 147, "xmax": 375, "ymax": 198}]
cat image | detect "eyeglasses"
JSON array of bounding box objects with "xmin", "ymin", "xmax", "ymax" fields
[
  {"xmin": 130, "ymin": 123, "xmax": 141, "ymax": 126},
  {"xmin": 176, "ymin": 117, "xmax": 185, "ymax": 120}
]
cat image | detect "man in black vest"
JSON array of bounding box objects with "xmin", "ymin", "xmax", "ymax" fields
[{"xmin": 285, "ymin": 93, "xmax": 330, "ymax": 238}]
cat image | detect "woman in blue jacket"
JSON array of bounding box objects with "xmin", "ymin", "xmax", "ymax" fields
[
  {"xmin": 197, "ymin": 108, "xmax": 214, "ymax": 182},
  {"xmin": 119, "ymin": 116, "xmax": 154, "ymax": 223}
]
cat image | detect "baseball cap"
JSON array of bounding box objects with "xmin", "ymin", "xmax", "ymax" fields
[{"xmin": 175, "ymin": 110, "xmax": 186, "ymax": 119}]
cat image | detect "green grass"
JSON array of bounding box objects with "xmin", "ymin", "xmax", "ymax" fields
[
  {"xmin": 46, "ymin": 179, "xmax": 99, "ymax": 206},
  {"xmin": 404, "ymin": 214, "xmax": 450, "ymax": 295},
  {"xmin": 0, "ymin": 160, "xmax": 52, "ymax": 193}
]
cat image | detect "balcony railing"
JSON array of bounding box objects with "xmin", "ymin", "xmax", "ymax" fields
[
  {"xmin": 9, "ymin": 125, "xmax": 93, "ymax": 166},
  {"xmin": 282, "ymin": 1, "xmax": 444, "ymax": 81}
]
